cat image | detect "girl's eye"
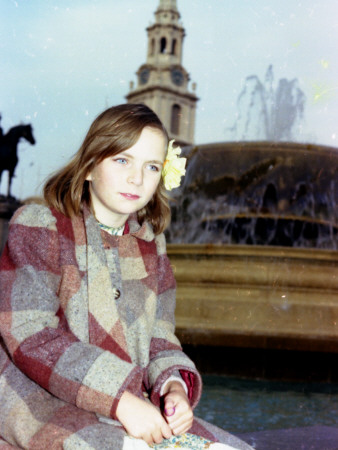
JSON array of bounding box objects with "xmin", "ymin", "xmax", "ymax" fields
[
  {"xmin": 115, "ymin": 158, "xmax": 127, "ymax": 164},
  {"xmin": 148, "ymin": 164, "xmax": 159, "ymax": 172}
]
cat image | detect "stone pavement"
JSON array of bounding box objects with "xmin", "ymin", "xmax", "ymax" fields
[{"xmin": 237, "ymin": 426, "xmax": 338, "ymax": 450}]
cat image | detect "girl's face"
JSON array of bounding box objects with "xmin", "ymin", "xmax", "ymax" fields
[{"xmin": 86, "ymin": 126, "xmax": 166, "ymax": 227}]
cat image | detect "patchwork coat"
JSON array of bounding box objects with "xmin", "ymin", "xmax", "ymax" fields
[{"xmin": 0, "ymin": 204, "xmax": 252, "ymax": 449}]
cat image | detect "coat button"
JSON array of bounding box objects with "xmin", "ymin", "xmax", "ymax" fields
[{"xmin": 113, "ymin": 289, "xmax": 121, "ymax": 300}]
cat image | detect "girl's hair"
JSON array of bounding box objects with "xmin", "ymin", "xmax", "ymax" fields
[{"xmin": 44, "ymin": 103, "xmax": 171, "ymax": 234}]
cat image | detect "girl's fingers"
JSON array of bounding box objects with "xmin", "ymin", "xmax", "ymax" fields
[
  {"xmin": 143, "ymin": 434, "xmax": 152, "ymax": 446},
  {"xmin": 166, "ymin": 409, "xmax": 193, "ymax": 427},
  {"xmin": 143, "ymin": 422, "xmax": 172, "ymax": 445},
  {"xmin": 167, "ymin": 413, "xmax": 193, "ymax": 435},
  {"xmin": 161, "ymin": 423, "xmax": 173, "ymax": 440},
  {"xmin": 171, "ymin": 420, "xmax": 193, "ymax": 436},
  {"xmin": 151, "ymin": 429, "xmax": 165, "ymax": 445}
]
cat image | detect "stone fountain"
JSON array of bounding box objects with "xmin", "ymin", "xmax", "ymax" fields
[{"xmin": 166, "ymin": 141, "xmax": 338, "ymax": 355}]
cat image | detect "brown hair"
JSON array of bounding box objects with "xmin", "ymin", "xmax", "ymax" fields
[{"xmin": 44, "ymin": 104, "xmax": 171, "ymax": 234}]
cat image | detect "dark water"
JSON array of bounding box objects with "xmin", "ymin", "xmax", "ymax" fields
[{"xmin": 195, "ymin": 375, "xmax": 338, "ymax": 434}]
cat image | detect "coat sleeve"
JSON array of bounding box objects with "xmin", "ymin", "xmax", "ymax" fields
[
  {"xmin": 0, "ymin": 205, "xmax": 145, "ymax": 420},
  {"xmin": 147, "ymin": 233, "xmax": 202, "ymax": 409}
]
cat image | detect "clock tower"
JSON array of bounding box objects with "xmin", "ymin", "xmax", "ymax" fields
[{"xmin": 126, "ymin": 0, "xmax": 198, "ymax": 146}]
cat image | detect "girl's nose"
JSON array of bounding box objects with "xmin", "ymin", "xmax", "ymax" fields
[{"xmin": 128, "ymin": 167, "xmax": 143, "ymax": 186}]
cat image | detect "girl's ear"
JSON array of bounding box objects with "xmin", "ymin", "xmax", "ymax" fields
[{"xmin": 86, "ymin": 172, "xmax": 92, "ymax": 181}]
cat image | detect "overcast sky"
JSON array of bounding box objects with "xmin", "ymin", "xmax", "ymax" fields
[{"xmin": 1, "ymin": 0, "xmax": 338, "ymax": 199}]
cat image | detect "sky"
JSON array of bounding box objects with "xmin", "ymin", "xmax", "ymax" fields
[{"xmin": 1, "ymin": 0, "xmax": 338, "ymax": 199}]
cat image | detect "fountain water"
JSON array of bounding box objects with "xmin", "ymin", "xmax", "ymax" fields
[{"xmin": 167, "ymin": 141, "xmax": 337, "ymax": 249}]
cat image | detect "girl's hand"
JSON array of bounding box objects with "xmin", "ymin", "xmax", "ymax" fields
[
  {"xmin": 116, "ymin": 391, "xmax": 172, "ymax": 445},
  {"xmin": 162, "ymin": 381, "xmax": 194, "ymax": 436}
]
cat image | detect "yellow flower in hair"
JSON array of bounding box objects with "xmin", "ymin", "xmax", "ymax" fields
[{"xmin": 162, "ymin": 140, "xmax": 187, "ymax": 190}]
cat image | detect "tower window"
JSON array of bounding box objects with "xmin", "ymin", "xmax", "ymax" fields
[
  {"xmin": 171, "ymin": 104, "xmax": 181, "ymax": 135},
  {"xmin": 171, "ymin": 39, "xmax": 177, "ymax": 55},
  {"xmin": 160, "ymin": 37, "xmax": 167, "ymax": 54},
  {"xmin": 150, "ymin": 38, "xmax": 155, "ymax": 56}
]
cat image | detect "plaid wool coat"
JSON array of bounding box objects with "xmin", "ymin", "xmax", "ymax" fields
[{"xmin": 0, "ymin": 204, "xmax": 252, "ymax": 450}]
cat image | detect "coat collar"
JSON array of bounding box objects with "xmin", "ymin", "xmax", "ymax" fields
[{"xmin": 82, "ymin": 204, "xmax": 155, "ymax": 243}]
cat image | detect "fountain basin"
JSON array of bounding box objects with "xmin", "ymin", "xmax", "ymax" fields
[{"xmin": 168, "ymin": 243, "xmax": 338, "ymax": 352}]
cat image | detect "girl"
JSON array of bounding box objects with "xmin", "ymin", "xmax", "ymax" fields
[{"xmin": 0, "ymin": 104, "xmax": 252, "ymax": 449}]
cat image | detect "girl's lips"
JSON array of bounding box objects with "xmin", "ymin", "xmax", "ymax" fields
[{"xmin": 120, "ymin": 193, "xmax": 140, "ymax": 200}]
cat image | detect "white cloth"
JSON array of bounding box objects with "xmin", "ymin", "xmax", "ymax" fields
[{"xmin": 123, "ymin": 436, "xmax": 240, "ymax": 449}]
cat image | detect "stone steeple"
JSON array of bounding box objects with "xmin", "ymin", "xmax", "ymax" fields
[
  {"xmin": 156, "ymin": 0, "xmax": 180, "ymax": 21},
  {"xmin": 126, "ymin": 0, "xmax": 198, "ymax": 146}
]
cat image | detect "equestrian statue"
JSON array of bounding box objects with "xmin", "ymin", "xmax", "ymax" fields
[{"xmin": 0, "ymin": 115, "xmax": 36, "ymax": 198}]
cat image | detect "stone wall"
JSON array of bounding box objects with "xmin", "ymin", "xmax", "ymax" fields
[{"xmin": 168, "ymin": 243, "xmax": 338, "ymax": 352}]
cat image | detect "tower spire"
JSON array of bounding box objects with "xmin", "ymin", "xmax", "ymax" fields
[
  {"xmin": 158, "ymin": 0, "xmax": 178, "ymax": 9},
  {"xmin": 155, "ymin": 0, "xmax": 180, "ymax": 24}
]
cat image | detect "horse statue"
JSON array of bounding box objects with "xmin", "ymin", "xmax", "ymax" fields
[{"xmin": 0, "ymin": 123, "xmax": 36, "ymax": 198}]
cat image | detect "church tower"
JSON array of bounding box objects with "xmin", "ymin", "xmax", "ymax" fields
[{"xmin": 126, "ymin": 0, "xmax": 198, "ymax": 146}]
